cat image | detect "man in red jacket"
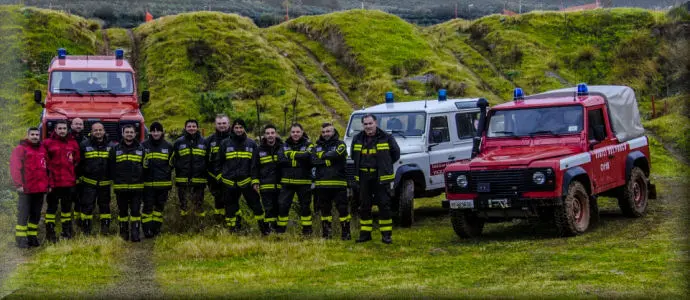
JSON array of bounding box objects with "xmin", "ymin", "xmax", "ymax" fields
[
  {"xmin": 10, "ymin": 127, "xmax": 50, "ymax": 248},
  {"xmin": 44, "ymin": 120, "xmax": 80, "ymax": 242}
]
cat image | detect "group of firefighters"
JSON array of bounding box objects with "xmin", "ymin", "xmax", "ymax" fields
[{"xmin": 9, "ymin": 113, "xmax": 400, "ymax": 248}]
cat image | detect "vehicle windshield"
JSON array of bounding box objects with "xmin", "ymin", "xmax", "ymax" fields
[
  {"xmin": 487, "ymin": 105, "xmax": 584, "ymax": 137},
  {"xmin": 49, "ymin": 71, "xmax": 134, "ymax": 94},
  {"xmin": 348, "ymin": 112, "xmax": 426, "ymax": 137}
]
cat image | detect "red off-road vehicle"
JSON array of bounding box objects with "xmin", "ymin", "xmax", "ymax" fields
[
  {"xmin": 443, "ymin": 84, "xmax": 656, "ymax": 237},
  {"xmin": 34, "ymin": 48, "xmax": 149, "ymax": 141}
]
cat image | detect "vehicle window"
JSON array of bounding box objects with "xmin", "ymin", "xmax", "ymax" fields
[
  {"xmin": 455, "ymin": 112, "xmax": 479, "ymax": 139},
  {"xmin": 348, "ymin": 112, "xmax": 426, "ymax": 137},
  {"xmin": 487, "ymin": 106, "xmax": 583, "ymax": 137},
  {"xmin": 50, "ymin": 71, "xmax": 134, "ymax": 94},
  {"xmin": 429, "ymin": 115, "xmax": 450, "ymax": 144},
  {"xmin": 587, "ymin": 108, "xmax": 606, "ymax": 142}
]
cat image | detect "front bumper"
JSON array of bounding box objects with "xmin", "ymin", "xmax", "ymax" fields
[{"xmin": 442, "ymin": 197, "xmax": 562, "ymax": 210}]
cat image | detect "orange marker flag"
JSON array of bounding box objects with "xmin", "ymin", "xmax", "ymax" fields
[{"xmin": 145, "ymin": 11, "xmax": 153, "ymax": 22}]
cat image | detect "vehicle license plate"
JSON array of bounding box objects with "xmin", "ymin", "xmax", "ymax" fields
[
  {"xmin": 449, "ymin": 200, "xmax": 474, "ymax": 209},
  {"xmin": 487, "ymin": 198, "xmax": 509, "ymax": 208}
]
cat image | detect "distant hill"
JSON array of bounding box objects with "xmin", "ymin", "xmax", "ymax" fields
[{"xmin": 0, "ymin": 0, "xmax": 682, "ymax": 28}]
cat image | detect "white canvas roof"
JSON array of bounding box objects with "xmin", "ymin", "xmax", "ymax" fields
[{"xmin": 526, "ymin": 85, "xmax": 645, "ymax": 142}]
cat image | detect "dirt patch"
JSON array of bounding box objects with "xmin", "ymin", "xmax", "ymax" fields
[{"xmin": 96, "ymin": 239, "xmax": 161, "ymax": 299}]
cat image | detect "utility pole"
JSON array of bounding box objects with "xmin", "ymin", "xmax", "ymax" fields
[
  {"xmin": 519, "ymin": 0, "xmax": 522, "ymax": 14},
  {"xmin": 455, "ymin": 3, "xmax": 458, "ymax": 19},
  {"xmin": 361, "ymin": 1, "xmax": 364, "ymax": 10}
]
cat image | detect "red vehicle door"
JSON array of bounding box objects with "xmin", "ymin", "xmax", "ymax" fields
[{"xmin": 586, "ymin": 105, "xmax": 618, "ymax": 193}]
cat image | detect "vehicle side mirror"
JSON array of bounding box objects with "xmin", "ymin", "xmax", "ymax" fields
[
  {"xmin": 34, "ymin": 90, "xmax": 43, "ymax": 107},
  {"xmin": 141, "ymin": 90, "xmax": 150, "ymax": 104}
]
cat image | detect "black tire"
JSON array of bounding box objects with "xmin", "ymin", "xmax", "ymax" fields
[
  {"xmin": 398, "ymin": 179, "xmax": 415, "ymax": 227},
  {"xmin": 617, "ymin": 167, "xmax": 648, "ymax": 218},
  {"xmin": 554, "ymin": 181, "xmax": 590, "ymax": 236},
  {"xmin": 450, "ymin": 210, "xmax": 484, "ymax": 238}
]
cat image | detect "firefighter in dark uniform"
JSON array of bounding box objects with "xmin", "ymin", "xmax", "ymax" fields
[
  {"xmin": 110, "ymin": 124, "xmax": 145, "ymax": 242},
  {"xmin": 206, "ymin": 114, "xmax": 231, "ymax": 220},
  {"xmin": 142, "ymin": 122, "xmax": 173, "ymax": 238},
  {"xmin": 311, "ymin": 122, "xmax": 350, "ymax": 240},
  {"xmin": 69, "ymin": 118, "xmax": 87, "ymax": 228},
  {"xmin": 171, "ymin": 119, "xmax": 208, "ymax": 217},
  {"xmin": 219, "ymin": 119, "xmax": 269, "ymax": 234},
  {"xmin": 351, "ymin": 114, "xmax": 400, "ymax": 244},
  {"xmin": 252, "ymin": 124, "xmax": 282, "ymax": 233},
  {"xmin": 79, "ymin": 122, "xmax": 113, "ymax": 235},
  {"xmin": 277, "ymin": 123, "xmax": 314, "ymax": 235}
]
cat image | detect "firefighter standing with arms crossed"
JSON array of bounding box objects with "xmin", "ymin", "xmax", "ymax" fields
[
  {"xmin": 79, "ymin": 122, "xmax": 113, "ymax": 235},
  {"xmin": 311, "ymin": 123, "xmax": 351, "ymax": 240},
  {"xmin": 277, "ymin": 123, "xmax": 314, "ymax": 235},
  {"xmin": 110, "ymin": 125, "xmax": 145, "ymax": 242},
  {"xmin": 10, "ymin": 127, "xmax": 50, "ymax": 248},
  {"xmin": 252, "ymin": 124, "xmax": 282, "ymax": 233},
  {"xmin": 219, "ymin": 119, "xmax": 269, "ymax": 234},
  {"xmin": 205, "ymin": 114, "xmax": 231, "ymax": 221},
  {"xmin": 43, "ymin": 120, "xmax": 80, "ymax": 242},
  {"xmin": 171, "ymin": 120, "xmax": 208, "ymax": 218},
  {"xmin": 351, "ymin": 114, "xmax": 400, "ymax": 244},
  {"xmin": 141, "ymin": 122, "xmax": 173, "ymax": 238}
]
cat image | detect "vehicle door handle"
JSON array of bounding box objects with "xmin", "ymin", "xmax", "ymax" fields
[{"xmin": 448, "ymin": 156, "xmax": 455, "ymax": 160}]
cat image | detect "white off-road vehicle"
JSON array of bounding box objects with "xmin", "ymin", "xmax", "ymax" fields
[{"xmin": 344, "ymin": 91, "xmax": 486, "ymax": 226}]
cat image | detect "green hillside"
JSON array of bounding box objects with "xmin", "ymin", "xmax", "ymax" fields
[{"xmin": 1, "ymin": 5, "xmax": 689, "ymax": 186}]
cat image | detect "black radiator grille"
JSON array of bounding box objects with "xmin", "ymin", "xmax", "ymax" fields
[{"xmin": 469, "ymin": 169, "xmax": 528, "ymax": 196}]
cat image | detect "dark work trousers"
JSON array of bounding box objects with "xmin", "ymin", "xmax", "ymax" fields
[
  {"xmin": 224, "ymin": 185, "xmax": 264, "ymax": 227},
  {"xmin": 81, "ymin": 185, "xmax": 112, "ymax": 221},
  {"xmin": 73, "ymin": 184, "xmax": 82, "ymax": 220},
  {"xmin": 177, "ymin": 185, "xmax": 205, "ymax": 216},
  {"xmin": 260, "ymin": 190, "xmax": 280, "ymax": 223},
  {"xmin": 358, "ymin": 172, "xmax": 393, "ymax": 234},
  {"xmin": 16, "ymin": 193, "xmax": 44, "ymax": 239},
  {"xmin": 277, "ymin": 184, "xmax": 312, "ymax": 228},
  {"xmin": 46, "ymin": 187, "xmax": 75, "ymax": 225},
  {"xmin": 116, "ymin": 190, "xmax": 143, "ymax": 223},
  {"xmin": 143, "ymin": 188, "xmax": 169, "ymax": 224},
  {"xmin": 315, "ymin": 188, "xmax": 350, "ymax": 222},
  {"xmin": 208, "ymin": 178, "xmax": 225, "ymax": 216}
]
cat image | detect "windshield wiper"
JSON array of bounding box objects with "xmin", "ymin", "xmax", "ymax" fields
[
  {"xmin": 391, "ymin": 130, "xmax": 407, "ymax": 139},
  {"xmin": 56, "ymin": 88, "xmax": 83, "ymax": 96},
  {"xmin": 529, "ymin": 130, "xmax": 561, "ymax": 137},
  {"xmin": 86, "ymin": 89, "xmax": 117, "ymax": 96}
]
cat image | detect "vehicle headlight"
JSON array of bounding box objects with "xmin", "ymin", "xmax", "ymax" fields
[
  {"xmin": 456, "ymin": 175, "xmax": 468, "ymax": 188},
  {"xmin": 532, "ymin": 171, "xmax": 546, "ymax": 185}
]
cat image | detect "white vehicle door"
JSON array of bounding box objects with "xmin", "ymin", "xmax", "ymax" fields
[
  {"xmin": 427, "ymin": 113, "xmax": 455, "ymax": 190},
  {"xmin": 452, "ymin": 110, "xmax": 479, "ymax": 162}
]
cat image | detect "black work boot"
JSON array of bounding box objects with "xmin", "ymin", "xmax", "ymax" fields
[
  {"xmin": 143, "ymin": 222, "xmax": 154, "ymax": 238},
  {"xmin": 235, "ymin": 215, "xmax": 243, "ymax": 231},
  {"xmin": 130, "ymin": 221, "xmax": 141, "ymax": 242},
  {"xmin": 28, "ymin": 236, "xmax": 40, "ymax": 247},
  {"xmin": 16, "ymin": 236, "xmax": 29, "ymax": 249},
  {"xmin": 46, "ymin": 223, "xmax": 57, "ymax": 243},
  {"xmin": 101, "ymin": 219, "xmax": 111, "ymax": 235},
  {"xmin": 341, "ymin": 221, "xmax": 352, "ymax": 241},
  {"xmin": 258, "ymin": 220, "xmax": 271, "ymax": 236},
  {"xmin": 83, "ymin": 219, "xmax": 92, "ymax": 236},
  {"xmin": 381, "ymin": 231, "xmax": 392, "ymax": 244},
  {"xmin": 119, "ymin": 221, "xmax": 129, "ymax": 241},
  {"xmin": 321, "ymin": 221, "xmax": 332, "ymax": 239},
  {"xmin": 60, "ymin": 221, "xmax": 73, "ymax": 239},
  {"xmin": 153, "ymin": 221, "xmax": 162, "ymax": 236},
  {"xmin": 301, "ymin": 225, "xmax": 313, "ymax": 236},
  {"xmin": 356, "ymin": 231, "xmax": 372, "ymax": 243}
]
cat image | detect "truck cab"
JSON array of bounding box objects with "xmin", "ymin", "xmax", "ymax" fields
[
  {"xmin": 35, "ymin": 48, "xmax": 149, "ymax": 142},
  {"xmin": 344, "ymin": 90, "xmax": 484, "ymax": 226},
  {"xmin": 443, "ymin": 84, "xmax": 656, "ymax": 238}
]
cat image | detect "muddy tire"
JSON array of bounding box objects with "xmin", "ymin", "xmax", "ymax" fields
[
  {"xmin": 617, "ymin": 167, "xmax": 648, "ymax": 218},
  {"xmin": 554, "ymin": 181, "xmax": 590, "ymax": 236},
  {"xmin": 398, "ymin": 179, "xmax": 415, "ymax": 227},
  {"xmin": 450, "ymin": 210, "xmax": 484, "ymax": 238}
]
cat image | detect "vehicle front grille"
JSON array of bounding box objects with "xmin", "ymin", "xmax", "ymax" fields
[
  {"xmin": 469, "ymin": 169, "xmax": 528, "ymax": 197},
  {"xmin": 82, "ymin": 121, "xmax": 123, "ymax": 142}
]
